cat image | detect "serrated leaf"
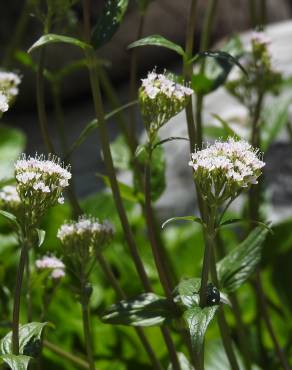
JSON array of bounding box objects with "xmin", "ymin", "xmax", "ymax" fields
[
  {"xmin": 162, "ymin": 216, "xmax": 203, "ymax": 229},
  {"xmin": 36, "ymin": 229, "xmax": 46, "ymax": 247},
  {"xmin": 177, "ymin": 278, "xmax": 201, "ymax": 308},
  {"xmin": 217, "ymin": 226, "xmax": 268, "ymax": 292},
  {"xmin": 168, "ymin": 352, "xmax": 195, "ymax": 370},
  {"xmin": 28, "ymin": 34, "xmax": 92, "ymax": 54},
  {"xmin": 1, "ymin": 322, "xmax": 48, "ymax": 355},
  {"xmin": 1, "ymin": 354, "xmax": 31, "ymax": 370},
  {"xmin": 102, "ymin": 293, "xmax": 176, "ymax": 327},
  {"xmin": 128, "ymin": 35, "xmax": 185, "ymax": 57},
  {"xmin": 92, "ymin": 0, "xmax": 129, "ymax": 49},
  {"xmin": 184, "ymin": 306, "xmax": 218, "ymax": 355}
]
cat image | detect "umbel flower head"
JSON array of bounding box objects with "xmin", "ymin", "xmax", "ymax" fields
[
  {"xmin": 15, "ymin": 154, "xmax": 71, "ymax": 220},
  {"xmin": 0, "ymin": 71, "xmax": 21, "ymax": 113},
  {"xmin": 35, "ymin": 255, "xmax": 65, "ymax": 280},
  {"xmin": 189, "ymin": 138, "xmax": 265, "ymax": 206},
  {"xmin": 0, "ymin": 185, "xmax": 21, "ymax": 214},
  {"xmin": 58, "ymin": 216, "xmax": 114, "ymax": 249},
  {"xmin": 139, "ymin": 71, "xmax": 193, "ymax": 140}
]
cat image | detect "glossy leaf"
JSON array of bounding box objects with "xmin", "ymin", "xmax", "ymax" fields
[
  {"xmin": 168, "ymin": 352, "xmax": 195, "ymax": 370},
  {"xmin": 177, "ymin": 278, "xmax": 201, "ymax": 308},
  {"xmin": 1, "ymin": 322, "xmax": 48, "ymax": 355},
  {"xmin": 128, "ymin": 35, "xmax": 185, "ymax": 57},
  {"xmin": 28, "ymin": 34, "xmax": 91, "ymax": 54},
  {"xmin": 184, "ymin": 306, "xmax": 218, "ymax": 355},
  {"xmin": 162, "ymin": 216, "xmax": 203, "ymax": 229},
  {"xmin": 217, "ymin": 226, "xmax": 268, "ymax": 292},
  {"xmin": 92, "ymin": 0, "xmax": 129, "ymax": 49},
  {"xmin": 0, "ymin": 354, "xmax": 31, "ymax": 370},
  {"xmin": 102, "ymin": 293, "xmax": 176, "ymax": 327}
]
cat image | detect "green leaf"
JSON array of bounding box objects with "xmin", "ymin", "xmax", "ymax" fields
[
  {"xmin": 177, "ymin": 278, "xmax": 201, "ymax": 308},
  {"xmin": 102, "ymin": 293, "xmax": 176, "ymax": 327},
  {"xmin": 110, "ymin": 135, "xmax": 131, "ymax": 170},
  {"xmin": 97, "ymin": 174, "xmax": 144, "ymax": 203},
  {"xmin": 0, "ymin": 124, "xmax": 26, "ymax": 182},
  {"xmin": 261, "ymin": 93, "xmax": 292, "ymax": 151},
  {"xmin": 219, "ymin": 218, "xmax": 243, "ymax": 227},
  {"xmin": 0, "ymin": 210, "xmax": 18, "ymax": 224},
  {"xmin": 184, "ymin": 306, "xmax": 218, "ymax": 355},
  {"xmin": 197, "ymin": 51, "xmax": 247, "ymax": 76},
  {"xmin": 28, "ymin": 34, "xmax": 92, "ymax": 54},
  {"xmin": 217, "ymin": 226, "xmax": 268, "ymax": 292},
  {"xmin": 162, "ymin": 216, "xmax": 203, "ymax": 229},
  {"xmin": 211, "ymin": 114, "xmax": 241, "ymax": 140},
  {"xmin": 168, "ymin": 352, "xmax": 195, "ymax": 370},
  {"xmin": 0, "ymin": 354, "xmax": 31, "ymax": 370},
  {"xmin": 1, "ymin": 322, "xmax": 48, "ymax": 356},
  {"xmin": 128, "ymin": 35, "xmax": 185, "ymax": 57},
  {"xmin": 36, "ymin": 229, "xmax": 46, "ymax": 247},
  {"xmin": 92, "ymin": 0, "xmax": 129, "ymax": 49},
  {"xmin": 65, "ymin": 101, "xmax": 137, "ymax": 158}
]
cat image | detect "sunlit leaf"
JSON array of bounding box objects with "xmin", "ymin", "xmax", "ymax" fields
[
  {"xmin": 92, "ymin": 0, "xmax": 129, "ymax": 49},
  {"xmin": 168, "ymin": 352, "xmax": 195, "ymax": 370},
  {"xmin": 162, "ymin": 216, "xmax": 203, "ymax": 229},
  {"xmin": 128, "ymin": 35, "xmax": 185, "ymax": 57},
  {"xmin": 102, "ymin": 293, "xmax": 176, "ymax": 326},
  {"xmin": 0, "ymin": 354, "xmax": 31, "ymax": 370},
  {"xmin": 1, "ymin": 322, "xmax": 49, "ymax": 356},
  {"xmin": 28, "ymin": 34, "xmax": 92, "ymax": 54},
  {"xmin": 36, "ymin": 229, "xmax": 46, "ymax": 248},
  {"xmin": 217, "ymin": 226, "xmax": 268, "ymax": 292}
]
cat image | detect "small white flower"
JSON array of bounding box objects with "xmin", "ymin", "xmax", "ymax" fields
[
  {"xmin": 0, "ymin": 185, "xmax": 20, "ymax": 205},
  {"xmin": 15, "ymin": 154, "xmax": 71, "ymax": 213},
  {"xmin": 36, "ymin": 255, "xmax": 65, "ymax": 270},
  {"xmin": 0, "ymin": 92, "xmax": 9, "ymax": 113},
  {"xmin": 189, "ymin": 138, "xmax": 265, "ymax": 203},
  {"xmin": 251, "ymin": 31, "xmax": 271, "ymax": 46},
  {"xmin": 51, "ymin": 268, "xmax": 65, "ymax": 279}
]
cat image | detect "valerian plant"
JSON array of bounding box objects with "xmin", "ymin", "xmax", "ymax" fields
[{"xmin": 0, "ymin": 1, "xmax": 292, "ymax": 370}]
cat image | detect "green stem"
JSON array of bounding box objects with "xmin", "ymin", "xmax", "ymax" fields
[
  {"xmin": 209, "ymin": 248, "xmax": 240, "ymax": 370},
  {"xmin": 3, "ymin": 0, "xmax": 31, "ymax": 67},
  {"xmin": 36, "ymin": 48, "xmax": 55, "ymax": 153},
  {"xmin": 259, "ymin": 0, "xmax": 267, "ymax": 28},
  {"xmin": 183, "ymin": 0, "xmax": 197, "ymax": 151},
  {"xmin": 43, "ymin": 339, "xmax": 90, "ymax": 369},
  {"xmin": 196, "ymin": 0, "xmax": 218, "ymax": 148},
  {"xmin": 85, "ymin": 47, "xmax": 181, "ymax": 369},
  {"xmin": 96, "ymin": 253, "xmax": 164, "ymax": 370},
  {"xmin": 81, "ymin": 297, "xmax": 96, "ymax": 370},
  {"xmin": 254, "ymin": 272, "xmax": 291, "ymax": 370},
  {"xmin": 216, "ymin": 235, "xmax": 252, "ymax": 370},
  {"xmin": 12, "ymin": 241, "xmax": 28, "ymax": 354}
]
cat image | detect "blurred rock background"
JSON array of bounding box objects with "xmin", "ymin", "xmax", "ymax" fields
[{"xmin": 1, "ymin": 0, "xmax": 292, "ymax": 218}]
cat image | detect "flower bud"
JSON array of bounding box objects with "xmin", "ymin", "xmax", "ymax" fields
[{"xmin": 139, "ymin": 71, "xmax": 193, "ymax": 140}]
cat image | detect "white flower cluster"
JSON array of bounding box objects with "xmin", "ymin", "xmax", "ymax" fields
[
  {"xmin": 57, "ymin": 216, "xmax": 114, "ymax": 245},
  {"xmin": 0, "ymin": 185, "xmax": 20, "ymax": 204},
  {"xmin": 0, "ymin": 71, "xmax": 21, "ymax": 113},
  {"xmin": 35, "ymin": 255, "xmax": 65, "ymax": 279},
  {"xmin": 251, "ymin": 31, "xmax": 271, "ymax": 46},
  {"xmin": 15, "ymin": 154, "xmax": 71, "ymax": 209},
  {"xmin": 141, "ymin": 71, "xmax": 193, "ymax": 100},
  {"xmin": 189, "ymin": 138, "xmax": 265, "ymax": 203}
]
